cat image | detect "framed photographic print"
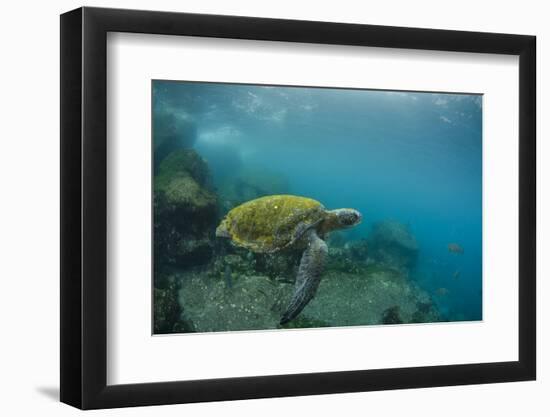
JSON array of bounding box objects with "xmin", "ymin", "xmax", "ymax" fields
[{"xmin": 60, "ymin": 6, "xmax": 536, "ymax": 409}]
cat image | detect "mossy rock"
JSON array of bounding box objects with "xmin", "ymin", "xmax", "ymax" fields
[
  {"xmin": 155, "ymin": 149, "xmax": 216, "ymax": 216},
  {"xmin": 156, "ymin": 149, "xmax": 210, "ymax": 189},
  {"xmin": 154, "ymin": 149, "xmax": 218, "ymax": 267},
  {"xmin": 160, "ymin": 174, "xmax": 216, "ymax": 211}
]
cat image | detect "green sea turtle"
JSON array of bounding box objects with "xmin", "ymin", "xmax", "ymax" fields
[{"xmin": 216, "ymin": 194, "xmax": 362, "ymax": 324}]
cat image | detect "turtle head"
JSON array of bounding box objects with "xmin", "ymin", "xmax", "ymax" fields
[{"xmin": 325, "ymin": 208, "xmax": 362, "ymax": 231}]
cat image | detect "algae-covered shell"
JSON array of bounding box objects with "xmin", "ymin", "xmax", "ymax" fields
[{"xmin": 217, "ymin": 195, "xmax": 326, "ymax": 253}]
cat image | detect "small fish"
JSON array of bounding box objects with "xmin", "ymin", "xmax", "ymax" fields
[
  {"xmin": 224, "ymin": 265, "xmax": 233, "ymax": 289},
  {"xmin": 453, "ymin": 270, "xmax": 461, "ymax": 280},
  {"xmin": 435, "ymin": 287, "xmax": 450, "ymax": 296},
  {"xmin": 448, "ymin": 243, "xmax": 464, "ymax": 254}
]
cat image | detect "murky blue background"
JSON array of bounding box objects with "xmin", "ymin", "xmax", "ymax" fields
[{"xmin": 153, "ymin": 81, "xmax": 482, "ymax": 321}]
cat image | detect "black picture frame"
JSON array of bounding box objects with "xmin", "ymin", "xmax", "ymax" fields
[{"xmin": 60, "ymin": 6, "xmax": 536, "ymax": 410}]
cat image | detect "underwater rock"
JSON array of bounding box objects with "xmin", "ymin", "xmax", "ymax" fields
[
  {"xmin": 345, "ymin": 239, "xmax": 370, "ymax": 262},
  {"xmin": 368, "ymin": 220, "xmax": 419, "ymax": 272},
  {"xmin": 381, "ymin": 305, "xmax": 403, "ymax": 324},
  {"xmin": 411, "ymin": 300, "xmax": 441, "ymax": 323},
  {"xmin": 153, "ymin": 110, "xmax": 197, "ymax": 173},
  {"xmin": 163, "ymin": 175, "xmax": 214, "ymax": 210},
  {"xmin": 179, "ymin": 272, "xmax": 293, "ymax": 332},
  {"xmin": 298, "ymin": 265, "xmax": 441, "ymax": 327},
  {"xmin": 209, "ymin": 247, "xmax": 301, "ymax": 282},
  {"xmin": 154, "ymin": 149, "xmax": 218, "ymax": 268},
  {"xmin": 157, "ymin": 149, "xmax": 212, "ymax": 189},
  {"xmin": 209, "ymin": 252, "xmax": 258, "ymax": 278},
  {"xmin": 278, "ymin": 315, "xmax": 331, "ymax": 329},
  {"xmin": 254, "ymin": 251, "xmax": 301, "ymax": 280},
  {"xmin": 325, "ymin": 239, "xmax": 369, "ymax": 273},
  {"xmin": 154, "ymin": 279, "xmax": 191, "ymax": 334},
  {"xmin": 326, "ymin": 247, "xmax": 364, "ymax": 274},
  {"xmin": 223, "ymin": 265, "xmax": 233, "ymax": 289},
  {"xmin": 153, "ymin": 269, "xmax": 172, "ymax": 290},
  {"xmin": 172, "ymin": 262, "xmax": 441, "ymax": 333}
]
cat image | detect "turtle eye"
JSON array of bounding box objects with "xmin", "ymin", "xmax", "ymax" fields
[
  {"xmin": 343, "ymin": 213, "xmax": 356, "ymax": 225},
  {"xmin": 346, "ymin": 211, "xmax": 361, "ymax": 225}
]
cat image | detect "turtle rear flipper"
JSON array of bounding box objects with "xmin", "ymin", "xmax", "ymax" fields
[{"xmin": 280, "ymin": 229, "xmax": 328, "ymax": 324}]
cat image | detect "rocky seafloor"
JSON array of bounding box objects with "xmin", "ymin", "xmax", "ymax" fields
[
  {"xmin": 154, "ymin": 210, "xmax": 443, "ymax": 333},
  {"xmin": 152, "ymin": 116, "xmax": 444, "ymax": 334}
]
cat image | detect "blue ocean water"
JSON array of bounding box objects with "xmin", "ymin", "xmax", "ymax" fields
[{"xmin": 153, "ymin": 80, "xmax": 482, "ymax": 324}]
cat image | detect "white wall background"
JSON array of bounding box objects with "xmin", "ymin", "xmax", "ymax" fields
[{"xmin": 0, "ymin": 0, "xmax": 546, "ymax": 416}]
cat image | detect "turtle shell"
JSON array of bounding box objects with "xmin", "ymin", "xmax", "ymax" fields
[{"xmin": 218, "ymin": 195, "xmax": 326, "ymax": 253}]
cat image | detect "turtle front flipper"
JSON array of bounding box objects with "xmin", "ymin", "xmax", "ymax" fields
[{"xmin": 280, "ymin": 229, "xmax": 328, "ymax": 325}]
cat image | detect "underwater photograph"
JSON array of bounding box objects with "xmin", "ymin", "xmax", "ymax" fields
[{"xmin": 152, "ymin": 80, "xmax": 482, "ymax": 334}]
